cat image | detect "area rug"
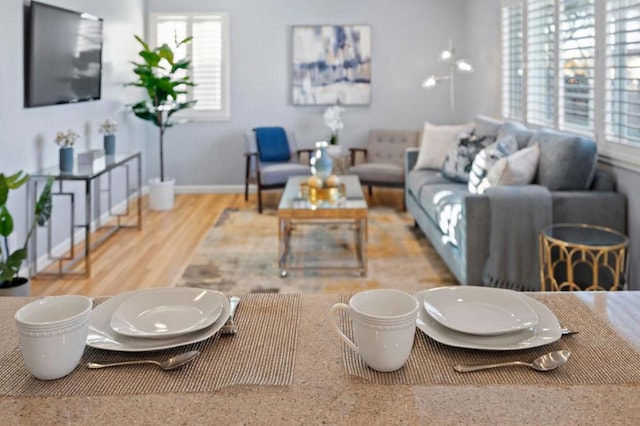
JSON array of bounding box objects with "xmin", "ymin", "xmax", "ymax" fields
[{"xmin": 175, "ymin": 208, "xmax": 457, "ymax": 294}]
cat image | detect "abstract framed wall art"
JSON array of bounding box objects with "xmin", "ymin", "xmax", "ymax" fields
[{"xmin": 292, "ymin": 25, "xmax": 371, "ymax": 106}]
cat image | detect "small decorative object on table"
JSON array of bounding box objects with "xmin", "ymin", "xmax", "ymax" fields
[
  {"xmin": 310, "ymin": 140, "xmax": 333, "ymax": 180},
  {"xmin": 98, "ymin": 118, "xmax": 118, "ymax": 155},
  {"xmin": 323, "ymin": 105, "xmax": 345, "ymax": 146},
  {"xmin": 55, "ymin": 129, "xmax": 80, "ymax": 172}
]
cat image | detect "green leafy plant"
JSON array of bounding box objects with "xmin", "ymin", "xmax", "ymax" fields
[
  {"xmin": 0, "ymin": 172, "xmax": 54, "ymax": 287},
  {"xmin": 128, "ymin": 35, "xmax": 197, "ymax": 182}
]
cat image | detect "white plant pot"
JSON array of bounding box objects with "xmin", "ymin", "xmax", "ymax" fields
[
  {"xmin": 148, "ymin": 177, "xmax": 175, "ymax": 211},
  {"xmin": 0, "ymin": 278, "xmax": 30, "ymax": 297}
]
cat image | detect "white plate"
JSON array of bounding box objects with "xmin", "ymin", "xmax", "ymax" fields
[
  {"xmin": 422, "ymin": 286, "xmax": 539, "ymax": 335},
  {"xmin": 110, "ymin": 288, "xmax": 224, "ymax": 339},
  {"xmin": 415, "ymin": 290, "xmax": 561, "ymax": 351},
  {"xmin": 87, "ymin": 289, "xmax": 230, "ymax": 352}
]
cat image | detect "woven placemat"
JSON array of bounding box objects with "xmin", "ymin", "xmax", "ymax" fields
[
  {"xmin": 340, "ymin": 293, "xmax": 640, "ymax": 385},
  {"xmin": 0, "ymin": 293, "xmax": 301, "ymax": 396}
]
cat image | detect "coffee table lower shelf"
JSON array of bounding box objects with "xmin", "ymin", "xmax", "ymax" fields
[{"xmin": 278, "ymin": 218, "xmax": 368, "ymax": 278}]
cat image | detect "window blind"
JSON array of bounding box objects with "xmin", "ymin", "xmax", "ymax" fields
[
  {"xmin": 502, "ymin": 1, "xmax": 525, "ymax": 120},
  {"xmin": 151, "ymin": 13, "xmax": 229, "ymax": 120},
  {"xmin": 558, "ymin": 0, "xmax": 595, "ymax": 134},
  {"xmin": 605, "ymin": 0, "xmax": 640, "ymax": 144},
  {"xmin": 527, "ymin": 0, "xmax": 556, "ymax": 127}
]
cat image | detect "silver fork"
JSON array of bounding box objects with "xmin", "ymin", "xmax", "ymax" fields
[{"xmin": 220, "ymin": 296, "xmax": 240, "ymax": 335}]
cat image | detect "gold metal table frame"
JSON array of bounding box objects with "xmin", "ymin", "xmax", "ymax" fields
[
  {"xmin": 539, "ymin": 223, "xmax": 628, "ymax": 291},
  {"xmin": 277, "ymin": 175, "xmax": 368, "ymax": 277}
]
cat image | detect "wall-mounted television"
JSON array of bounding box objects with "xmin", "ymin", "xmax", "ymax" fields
[{"xmin": 25, "ymin": 1, "xmax": 103, "ymax": 108}]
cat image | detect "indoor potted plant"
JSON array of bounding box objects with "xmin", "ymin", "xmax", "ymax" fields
[
  {"xmin": 0, "ymin": 171, "xmax": 54, "ymax": 296},
  {"xmin": 127, "ymin": 35, "xmax": 196, "ymax": 210}
]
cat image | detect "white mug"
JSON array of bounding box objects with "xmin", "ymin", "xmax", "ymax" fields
[
  {"xmin": 329, "ymin": 289, "xmax": 419, "ymax": 372},
  {"xmin": 15, "ymin": 295, "xmax": 92, "ymax": 380}
]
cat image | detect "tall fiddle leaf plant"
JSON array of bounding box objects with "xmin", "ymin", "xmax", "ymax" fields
[
  {"xmin": 0, "ymin": 172, "xmax": 54, "ymax": 286},
  {"xmin": 128, "ymin": 35, "xmax": 196, "ymax": 181}
]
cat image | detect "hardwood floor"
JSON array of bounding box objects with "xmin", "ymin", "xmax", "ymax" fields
[{"xmin": 31, "ymin": 188, "xmax": 404, "ymax": 297}]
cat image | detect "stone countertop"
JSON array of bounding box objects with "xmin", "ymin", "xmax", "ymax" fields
[{"xmin": 2, "ymin": 292, "xmax": 640, "ymax": 425}]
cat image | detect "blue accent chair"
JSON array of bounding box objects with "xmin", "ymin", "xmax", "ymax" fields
[{"xmin": 244, "ymin": 128, "xmax": 312, "ymax": 213}]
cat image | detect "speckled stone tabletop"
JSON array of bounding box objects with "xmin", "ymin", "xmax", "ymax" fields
[{"xmin": 1, "ymin": 292, "xmax": 640, "ymax": 425}]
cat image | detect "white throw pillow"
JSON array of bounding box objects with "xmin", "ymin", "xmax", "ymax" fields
[
  {"xmin": 487, "ymin": 143, "xmax": 540, "ymax": 187},
  {"xmin": 468, "ymin": 135, "xmax": 518, "ymax": 194},
  {"xmin": 414, "ymin": 122, "xmax": 474, "ymax": 170}
]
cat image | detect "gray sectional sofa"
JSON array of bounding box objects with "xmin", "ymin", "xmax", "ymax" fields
[{"xmin": 404, "ymin": 117, "xmax": 627, "ymax": 288}]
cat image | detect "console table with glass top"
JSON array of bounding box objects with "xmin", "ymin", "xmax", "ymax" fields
[{"xmin": 29, "ymin": 152, "xmax": 142, "ymax": 278}]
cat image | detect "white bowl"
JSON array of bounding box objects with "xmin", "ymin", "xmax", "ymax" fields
[
  {"xmin": 16, "ymin": 318, "xmax": 89, "ymax": 380},
  {"xmin": 15, "ymin": 295, "xmax": 92, "ymax": 329}
]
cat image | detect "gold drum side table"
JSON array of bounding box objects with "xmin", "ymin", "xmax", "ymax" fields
[{"xmin": 539, "ymin": 224, "xmax": 628, "ymax": 291}]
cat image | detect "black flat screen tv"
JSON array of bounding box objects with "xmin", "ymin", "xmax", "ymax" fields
[{"xmin": 25, "ymin": 2, "xmax": 103, "ymax": 108}]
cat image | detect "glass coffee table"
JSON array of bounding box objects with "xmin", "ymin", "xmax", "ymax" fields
[
  {"xmin": 277, "ymin": 175, "xmax": 368, "ymax": 277},
  {"xmin": 539, "ymin": 223, "xmax": 628, "ymax": 291}
]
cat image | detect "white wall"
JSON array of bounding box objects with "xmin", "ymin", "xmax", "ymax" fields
[
  {"xmin": 145, "ymin": 0, "xmax": 500, "ymax": 187},
  {"xmin": 0, "ymin": 0, "xmax": 145, "ymax": 257}
]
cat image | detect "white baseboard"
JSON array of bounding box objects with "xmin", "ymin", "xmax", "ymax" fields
[{"xmin": 175, "ymin": 184, "xmax": 251, "ymax": 194}]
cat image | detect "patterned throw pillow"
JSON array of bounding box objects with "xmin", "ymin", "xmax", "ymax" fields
[
  {"xmin": 468, "ymin": 135, "xmax": 518, "ymax": 194},
  {"xmin": 441, "ymin": 133, "xmax": 492, "ymax": 183}
]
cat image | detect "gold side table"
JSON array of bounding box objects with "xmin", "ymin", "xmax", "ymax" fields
[{"xmin": 539, "ymin": 223, "xmax": 628, "ymax": 291}]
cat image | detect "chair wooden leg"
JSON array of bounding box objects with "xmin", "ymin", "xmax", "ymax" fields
[
  {"xmin": 257, "ymin": 185, "xmax": 263, "ymax": 214},
  {"xmin": 368, "ymin": 186, "xmax": 373, "ymax": 196}
]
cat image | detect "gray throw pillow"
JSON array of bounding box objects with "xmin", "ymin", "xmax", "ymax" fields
[
  {"xmin": 474, "ymin": 115, "xmax": 503, "ymax": 140},
  {"xmin": 468, "ymin": 135, "xmax": 519, "ymax": 194},
  {"xmin": 497, "ymin": 121, "xmax": 535, "ymax": 150},
  {"xmin": 441, "ymin": 133, "xmax": 491, "ymax": 183},
  {"xmin": 529, "ymin": 130, "xmax": 598, "ymax": 190}
]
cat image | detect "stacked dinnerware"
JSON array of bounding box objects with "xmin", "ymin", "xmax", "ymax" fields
[
  {"xmin": 15, "ymin": 295, "xmax": 93, "ymax": 380},
  {"xmin": 414, "ymin": 286, "xmax": 563, "ymax": 351}
]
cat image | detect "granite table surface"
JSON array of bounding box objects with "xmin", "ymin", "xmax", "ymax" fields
[{"xmin": 1, "ymin": 292, "xmax": 640, "ymax": 425}]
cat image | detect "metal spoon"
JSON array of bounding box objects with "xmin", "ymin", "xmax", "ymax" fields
[
  {"xmin": 87, "ymin": 350, "xmax": 200, "ymax": 371},
  {"xmin": 453, "ymin": 350, "xmax": 571, "ymax": 373}
]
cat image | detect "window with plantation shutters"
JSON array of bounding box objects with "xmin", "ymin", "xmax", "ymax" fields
[
  {"xmin": 527, "ymin": 0, "xmax": 556, "ymax": 127},
  {"xmin": 149, "ymin": 13, "xmax": 230, "ymax": 121},
  {"xmin": 559, "ymin": 0, "xmax": 595, "ymax": 134},
  {"xmin": 502, "ymin": 1, "xmax": 525, "ymax": 120},
  {"xmin": 605, "ymin": 0, "xmax": 640, "ymax": 144}
]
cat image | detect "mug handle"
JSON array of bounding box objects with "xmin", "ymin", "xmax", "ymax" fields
[{"xmin": 329, "ymin": 303, "xmax": 358, "ymax": 352}]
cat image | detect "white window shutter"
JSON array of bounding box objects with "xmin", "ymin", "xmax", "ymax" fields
[{"xmin": 605, "ymin": 0, "xmax": 640, "ymax": 143}]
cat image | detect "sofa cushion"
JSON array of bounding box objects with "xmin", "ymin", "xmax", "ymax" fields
[
  {"xmin": 486, "ymin": 143, "xmax": 540, "ymax": 187},
  {"xmin": 414, "ymin": 122, "xmax": 474, "ymax": 170},
  {"xmin": 468, "ymin": 136, "xmax": 518, "ymax": 194},
  {"xmin": 529, "ymin": 129, "xmax": 597, "ymax": 190},
  {"xmin": 260, "ymin": 162, "xmax": 310, "ymax": 186},
  {"xmin": 440, "ymin": 134, "xmax": 490, "ymax": 183},
  {"xmin": 407, "ymin": 169, "xmax": 453, "ymax": 200},
  {"xmin": 253, "ymin": 127, "xmax": 291, "ymax": 162},
  {"xmin": 475, "ymin": 115, "xmax": 503, "ymax": 140},
  {"xmin": 350, "ymin": 163, "xmax": 404, "ymax": 184},
  {"xmin": 497, "ymin": 121, "xmax": 535, "ymax": 150}
]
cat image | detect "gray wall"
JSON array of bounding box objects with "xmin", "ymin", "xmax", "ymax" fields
[
  {"xmin": 0, "ymin": 0, "xmax": 145, "ymax": 260},
  {"xmin": 146, "ymin": 0, "xmax": 497, "ymax": 187}
]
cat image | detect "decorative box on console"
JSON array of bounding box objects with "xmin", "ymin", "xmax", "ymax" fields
[{"xmin": 77, "ymin": 149, "xmax": 105, "ymax": 165}]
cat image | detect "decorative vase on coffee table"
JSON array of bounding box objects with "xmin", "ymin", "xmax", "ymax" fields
[
  {"xmin": 103, "ymin": 135, "xmax": 116, "ymax": 156},
  {"xmin": 59, "ymin": 147, "xmax": 74, "ymax": 172},
  {"xmin": 310, "ymin": 141, "xmax": 333, "ymax": 181}
]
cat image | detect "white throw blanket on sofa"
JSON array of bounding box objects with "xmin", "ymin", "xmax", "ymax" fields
[{"xmin": 483, "ymin": 185, "xmax": 552, "ymax": 291}]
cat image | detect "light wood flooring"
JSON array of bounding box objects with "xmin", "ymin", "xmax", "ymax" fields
[{"xmin": 30, "ymin": 188, "xmax": 404, "ymax": 297}]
